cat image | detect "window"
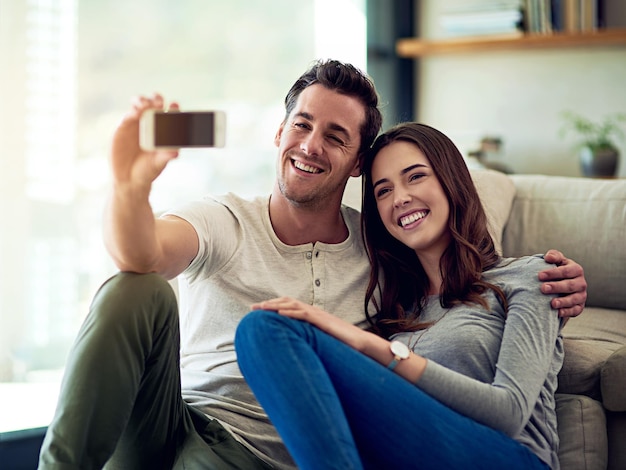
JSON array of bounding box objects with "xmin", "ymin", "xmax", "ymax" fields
[{"xmin": 0, "ymin": 0, "xmax": 365, "ymax": 432}]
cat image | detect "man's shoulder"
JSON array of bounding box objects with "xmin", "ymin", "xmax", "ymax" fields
[
  {"xmin": 341, "ymin": 204, "xmax": 363, "ymax": 234},
  {"xmin": 212, "ymin": 192, "xmax": 268, "ymax": 208},
  {"xmin": 207, "ymin": 193, "xmax": 269, "ymax": 219},
  {"xmin": 166, "ymin": 193, "xmax": 269, "ymax": 236}
]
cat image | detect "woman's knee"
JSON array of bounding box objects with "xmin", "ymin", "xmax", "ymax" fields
[
  {"xmin": 235, "ymin": 310, "xmax": 315, "ymax": 357},
  {"xmin": 235, "ymin": 310, "xmax": 287, "ymax": 349},
  {"xmin": 237, "ymin": 309, "xmax": 276, "ymax": 335}
]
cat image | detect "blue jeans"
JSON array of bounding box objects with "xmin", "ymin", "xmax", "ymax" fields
[{"xmin": 235, "ymin": 310, "xmax": 550, "ymax": 470}]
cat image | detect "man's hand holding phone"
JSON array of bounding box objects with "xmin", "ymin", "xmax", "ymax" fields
[
  {"xmin": 111, "ymin": 93, "xmax": 226, "ymax": 189},
  {"xmin": 111, "ymin": 94, "xmax": 181, "ymax": 189},
  {"xmin": 140, "ymin": 109, "xmax": 226, "ymax": 150}
]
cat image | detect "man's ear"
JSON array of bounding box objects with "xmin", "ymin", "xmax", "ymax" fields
[
  {"xmin": 349, "ymin": 154, "xmax": 362, "ymax": 178},
  {"xmin": 274, "ymin": 123, "xmax": 285, "ymax": 147}
]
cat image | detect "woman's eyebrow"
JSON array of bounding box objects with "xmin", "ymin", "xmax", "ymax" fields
[
  {"xmin": 372, "ymin": 177, "xmax": 388, "ymax": 190},
  {"xmin": 373, "ymin": 163, "xmax": 428, "ymax": 189},
  {"xmin": 401, "ymin": 163, "xmax": 427, "ymax": 175}
]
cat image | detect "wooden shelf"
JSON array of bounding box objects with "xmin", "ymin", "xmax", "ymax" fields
[{"xmin": 396, "ymin": 28, "xmax": 626, "ymax": 57}]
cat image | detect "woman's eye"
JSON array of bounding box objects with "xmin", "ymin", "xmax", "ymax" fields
[
  {"xmin": 409, "ymin": 173, "xmax": 425, "ymax": 182},
  {"xmin": 376, "ymin": 187, "xmax": 390, "ymax": 198}
]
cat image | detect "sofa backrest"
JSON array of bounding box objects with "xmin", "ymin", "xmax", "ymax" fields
[
  {"xmin": 344, "ymin": 169, "xmax": 626, "ymax": 310},
  {"xmin": 502, "ymin": 175, "xmax": 626, "ymax": 310}
]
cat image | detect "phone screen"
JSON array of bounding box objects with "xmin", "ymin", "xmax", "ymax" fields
[{"xmin": 154, "ymin": 112, "xmax": 217, "ymax": 147}]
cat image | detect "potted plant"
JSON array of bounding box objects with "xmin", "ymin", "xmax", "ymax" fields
[{"xmin": 559, "ymin": 111, "xmax": 626, "ymax": 177}]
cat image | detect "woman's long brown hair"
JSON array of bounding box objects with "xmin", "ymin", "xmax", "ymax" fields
[{"xmin": 361, "ymin": 123, "xmax": 507, "ymax": 337}]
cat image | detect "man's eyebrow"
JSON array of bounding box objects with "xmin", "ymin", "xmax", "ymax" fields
[
  {"xmin": 295, "ymin": 111, "xmax": 313, "ymax": 121},
  {"xmin": 294, "ymin": 112, "xmax": 351, "ymax": 139},
  {"xmin": 372, "ymin": 164, "xmax": 427, "ymax": 189}
]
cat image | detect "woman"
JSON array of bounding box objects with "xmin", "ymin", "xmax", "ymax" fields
[{"xmin": 235, "ymin": 123, "xmax": 563, "ymax": 469}]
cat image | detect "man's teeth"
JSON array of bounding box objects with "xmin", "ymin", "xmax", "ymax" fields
[
  {"xmin": 294, "ymin": 160, "xmax": 321, "ymax": 174},
  {"xmin": 400, "ymin": 211, "xmax": 427, "ymax": 227}
]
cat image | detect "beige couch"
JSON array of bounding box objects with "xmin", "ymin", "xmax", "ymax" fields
[{"xmin": 471, "ymin": 170, "xmax": 626, "ymax": 470}]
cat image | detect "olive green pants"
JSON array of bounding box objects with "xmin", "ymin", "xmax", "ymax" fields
[{"xmin": 38, "ymin": 273, "xmax": 273, "ymax": 470}]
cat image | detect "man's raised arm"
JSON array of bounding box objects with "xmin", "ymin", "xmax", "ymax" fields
[{"xmin": 103, "ymin": 94, "xmax": 198, "ymax": 280}]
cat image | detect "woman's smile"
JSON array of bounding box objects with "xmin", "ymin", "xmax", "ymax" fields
[{"xmin": 398, "ymin": 209, "xmax": 429, "ymax": 228}]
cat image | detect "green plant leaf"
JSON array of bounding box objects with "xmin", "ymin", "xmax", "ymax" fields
[{"xmin": 559, "ymin": 111, "xmax": 626, "ymax": 152}]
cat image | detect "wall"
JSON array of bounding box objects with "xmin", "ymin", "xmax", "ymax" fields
[{"xmin": 415, "ymin": 0, "xmax": 626, "ymax": 177}]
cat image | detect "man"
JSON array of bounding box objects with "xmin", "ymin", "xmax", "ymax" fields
[{"xmin": 39, "ymin": 60, "xmax": 587, "ymax": 469}]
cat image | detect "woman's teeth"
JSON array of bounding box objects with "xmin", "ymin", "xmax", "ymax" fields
[{"xmin": 399, "ymin": 211, "xmax": 427, "ymax": 227}]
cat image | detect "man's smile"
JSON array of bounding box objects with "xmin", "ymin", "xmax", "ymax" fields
[{"xmin": 293, "ymin": 159, "xmax": 323, "ymax": 174}]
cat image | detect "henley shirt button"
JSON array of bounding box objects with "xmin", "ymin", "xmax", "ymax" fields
[
  {"xmin": 315, "ymin": 252, "xmax": 319, "ymax": 257},
  {"xmin": 315, "ymin": 279, "xmax": 321, "ymax": 287},
  {"xmin": 306, "ymin": 252, "xmax": 312, "ymax": 259}
]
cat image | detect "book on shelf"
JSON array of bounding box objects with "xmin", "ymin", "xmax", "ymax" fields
[
  {"xmin": 439, "ymin": 0, "xmax": 609, "ymax": 39},
  {"xmin": 529, "ymin": 0, "xmax": 605, "ymax": 34},
  {"xmin": 440, "ymin": 1, "xmax": 525, "ymax": 37},
  {"xmin": 524, "ymin": 0, "xmax": 553, "ymax": 33}
]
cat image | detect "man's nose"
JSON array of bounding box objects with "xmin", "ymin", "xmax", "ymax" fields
[{"xmin": 300, "ymin": 131, "xmax": 323, "ymax": 156}]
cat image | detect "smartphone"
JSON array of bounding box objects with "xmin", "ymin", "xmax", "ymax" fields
[{"xmin": 140, "ymin": 110, "xmax": 226, "ymax": 150}]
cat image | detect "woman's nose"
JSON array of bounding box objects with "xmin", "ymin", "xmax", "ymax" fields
[{"xmin": 393, "ymin": 189, "xmax": 411, "ymax": 208}]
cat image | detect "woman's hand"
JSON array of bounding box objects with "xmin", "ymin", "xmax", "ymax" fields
[
  {"xmin": 252, "ymin": 297, "xmax": 329, "ymax": 322},
  {"xmin": 251, "ymin": 297, "xmax": 428, "ymax": 381},
  {"xmin": 251, "ymin": 297, "xmax": 369, "ymax": 352}
]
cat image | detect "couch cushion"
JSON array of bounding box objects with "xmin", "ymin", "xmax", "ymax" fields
[
  {"xmin": 469, "ymin": 169, "xmax": 516, "ymax": 254},
  {"xmin": 556, "ymin": 393, "xmax": 608, "ymax": 470},
  {"xmin": 558, "ymin": 308, "xmax": 626, "ymax": 401},
  {"xmin": 558, "ymin": 338, "xmax": 609, "ymax": 400},
  {"xmin": 602, "ymin": 346, "xmax": 626, "ymax": 412},
  {"xmin": 503, "ymin": 175, "xmax": 626, "ymax": 310}
]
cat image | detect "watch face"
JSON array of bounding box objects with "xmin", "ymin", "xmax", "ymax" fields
[{"xmin": 390, "ymin": 340, "xmax": 410, "ymax": 359}]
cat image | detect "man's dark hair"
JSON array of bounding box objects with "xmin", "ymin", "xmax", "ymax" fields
[{"xmin": 284, "ymin": 59, "xmax": 382, "ymax": 157}]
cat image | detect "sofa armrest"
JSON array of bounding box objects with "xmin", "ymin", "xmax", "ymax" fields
[{"xmin": 602, "ymin": 345, "xmax": 626, "ymax": 412}]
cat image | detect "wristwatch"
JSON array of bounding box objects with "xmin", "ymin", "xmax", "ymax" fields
[{"xmin": 387, "ymin": 340, "xmax": 410, "ymax": 371}]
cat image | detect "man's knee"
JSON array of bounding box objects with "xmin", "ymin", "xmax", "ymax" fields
[{"xmin": 88, "ymin": 272, "xmax": 178, "ymax": 326}]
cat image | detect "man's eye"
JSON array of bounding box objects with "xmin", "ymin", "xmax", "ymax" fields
[{"xmin": 328, "ymin": 135, "xmax": 345, "ymax": 146}]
